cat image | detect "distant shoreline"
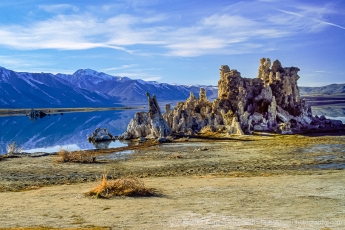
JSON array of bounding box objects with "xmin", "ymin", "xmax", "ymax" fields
[{"xmin": 0, "ymin": 106, "xmax": 145, "ymax": 117}]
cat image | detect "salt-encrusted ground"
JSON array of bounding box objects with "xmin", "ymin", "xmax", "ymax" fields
[{"xmin": 0, "ymin": 134, "xmax": 344, "ymax": 229}]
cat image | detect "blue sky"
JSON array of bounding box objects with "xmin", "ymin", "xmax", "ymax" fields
[{"xmin": 0, "ymin": 0, "xmax": 344, "ymax": 86}]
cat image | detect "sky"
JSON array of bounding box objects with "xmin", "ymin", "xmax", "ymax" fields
[{"xmin": 0, "ymin": 0, "xmax": 344, "ymax": 86}]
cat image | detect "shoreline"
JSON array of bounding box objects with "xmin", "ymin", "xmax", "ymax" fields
[
  {"xmin": 1, "ymin": 132, "xmax": 344, "ymax": 191},
  {"xmin": 0, "ymin": 133, "xmax": 344, "ymax": 229},
  {"xmin": 0, "ymin": 106, "xmax": 145, "ymax": 117}
]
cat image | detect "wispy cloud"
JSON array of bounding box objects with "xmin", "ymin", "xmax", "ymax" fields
[
  {"xmin": 142, "ymin": 14, "xmax": 168, "ymax": 23},
  {"xmin": 0, "ymin": 55, "xmax": 48, "ymax": 68},
  {"xmin": 142, "ymin": 76, "xmax": 162, "ymax": 81},
  {"xmin": 110, "ymin": 71, "xmax": 162, "ymax": 81},
  {"xmin": 275, "ymin": 2, "xmax": 345, "ymax": 32},
  {"xmin": 104, "ymin": 65, "xmax": 162, "ymax": 80},
  {"xmin": 0, "ymin": 1, "xmax": 342, "ymax": 57},
  {"xmin": 313, "ymin": 19, "xmax": 345, "ymax": 30},
  {"xmin": 314, "ymin": 70, "xmax": 333, "ymax": 73},
  {"xmin": 103, "ymin": 64, "xmax": 138, "ymax": 71},
  {"xmin": 0, "ymin": 54, "xmax": 75, "ymax": 74},
  {"xmin": 38, "ymin": 4, "xmax": 79, "ymax": 13}
]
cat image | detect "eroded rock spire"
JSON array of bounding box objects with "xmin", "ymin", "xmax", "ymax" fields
[{"xmin": 119, "ymin": 58, "xmax": 343, "ymax": 140}]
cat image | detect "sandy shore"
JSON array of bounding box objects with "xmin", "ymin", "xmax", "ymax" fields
[
  {"xmin": 0, "ymin": 133, "xmax": 344, "ymax": 229},
  {"xmin": 0, "ymin": 172, "xmax": 344, "ymax": 229}
]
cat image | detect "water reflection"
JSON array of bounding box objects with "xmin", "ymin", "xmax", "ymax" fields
[
  {"xmin": 0, "ymin": 109, "xmax": 142, "ymax": 154},
  {"xmin": 1, "ymin": 105, "xmax": 343, "ymax": 154},
  {"xmin": 97, "ymin": 150, "xmax": 133, "ymax": 161},
  {"xmin": 325, "ymin": 116, "xmax": 345, "ymax": 124},
  {"xmin": 27, "ymin": 109, "xmax": 50, "ymax": 122},
  {"xmin": 92, "ymin": 140, "xmax": 112, "ymax": 149}
]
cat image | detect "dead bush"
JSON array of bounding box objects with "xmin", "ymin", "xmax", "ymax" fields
[
  {"xmin": 7, "ymin": 142, "xmax": 23, "ymax": 156},
  {"xmin": 86, "ymin": 174, "xmax": 158, "ymax": 198},
  {"xmin": 58, "ymin": 149, "xmax": 96, "ymax": 163}
]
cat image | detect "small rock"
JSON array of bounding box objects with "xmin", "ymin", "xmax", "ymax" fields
[
  {"xmin": 88, "ymin": 128, "xmax": 114, "ymax": 142},
  {"xmin": 138, "ymin": 137, "xmax": 147, "ymax": 142},
  {"xmin": 157, "ymin": 137, "xmax": 166, "ymax": 143}
]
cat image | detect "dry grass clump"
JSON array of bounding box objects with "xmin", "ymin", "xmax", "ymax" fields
[
  {"xmin": 58, "ymin": 149, "xmax": 96, "ymax": 163},
  {"xmin": 86, "ymin": 174, "xmax": 158, "ymax": 198},
  {"xmin": 7, "ymin": 142, "xmax": 23, "ymax": 156}
]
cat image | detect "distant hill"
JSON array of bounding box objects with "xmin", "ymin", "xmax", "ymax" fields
[
  {"xmin": 299, "ymin": 84, "xmax": 345, "ymax": 95},
  {"xmin": 0, "ymin": 67, "xmax": 217, "ymax": 108},
  {"xmin": 1, "ymin": 66, "xmax": 343, "ymax": 108},
  {"xmin": 56, "ymin": 69, "xmax": 218, "ymax": 103},
  {"xmin": 0, "ymin": 67, "xmax": 122, "ymax": 108}
]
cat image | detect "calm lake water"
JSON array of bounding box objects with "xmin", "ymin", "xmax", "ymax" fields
[
  {"xmin": 0, "ymin": 109, "xmax": 141, "ymax": 154},
  {"xmin": 0, "ymin": 107, "xmax": 343, "ymax": 154}
]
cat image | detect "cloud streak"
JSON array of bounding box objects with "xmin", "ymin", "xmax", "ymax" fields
[
  {"xmin": 0, "ymin": 1, "xmax": 342, "ymax": 57},
  {"xmin": 38, "ymin": 4, "xmax": 79, "ymax": 13}
]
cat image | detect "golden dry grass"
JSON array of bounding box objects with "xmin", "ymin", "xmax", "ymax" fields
[
  {"xmin": 7, "ymin": 142, "xmax": 23, "ymax": 155},
  {"xmin": 86, "ymin": 174, "xmax": 158, "ymax": 198},
  {"xmin": 195, "ymin": 174, "xmax": 216, "ymax": 178},
  {"xmin": 168, "ymin": 153, "xmax": 183, "ymax": 159},
  {"xmin": 57, "ymin": 149, "xmax": 96, "ymax": 163}
]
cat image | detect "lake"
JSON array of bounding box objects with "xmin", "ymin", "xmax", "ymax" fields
[
  {"xmin": 0, "ymin": 107, "xmax": 343, "ymax": 155},
  {"xmin": 0, "ymin": 109, "xmax": 142, "ymax": 154}
]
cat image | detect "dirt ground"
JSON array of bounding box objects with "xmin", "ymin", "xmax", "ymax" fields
[{"xmin": 0, "ymin": 133, "xmax": 344, "ymax": 229}]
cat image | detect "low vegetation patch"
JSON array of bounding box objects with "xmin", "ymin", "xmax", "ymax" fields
[
  {"xmin": 168, "ymin": 153, "xmax": 184, "ymax": 159},
  {"xmin": 7, "ymin": 142, "xmax": 23, "ymax": 156},
  {"xmin": 86, "ymin": 174, "xmax": 158, "ymax": 198},
  {"xmin": 57, "ymin": 149, "xmax": 96, "ymax": 163}
]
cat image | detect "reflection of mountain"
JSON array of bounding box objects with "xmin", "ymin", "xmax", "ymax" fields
[{"xmin": 0, "ymin": 110, "xmax": 139, "ymax": 154}]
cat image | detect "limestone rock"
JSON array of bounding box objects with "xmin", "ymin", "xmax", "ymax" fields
[
  {"xmin": 119, "ymin": 93, "xmax": 171, "ymax": 139},
  {"xmin": 146, "ymin": 92, "xmax": 172, "ymax": 138},
  {"xmin": 200, "ymin": 125, "xmax": 217, "ymax": 133},
  {"xmin": 88, "ymin": 128, "xmax": 115, "ymax": 142},
  {"xmin": 28, "ymin": 109, "xmax": 47, "ymax": 122},
  {"xmin": 228, "ymin": 117, "xmax": 244, "ymax": 135},
  {"xmin": 278, "ymin": 122, "xmax": 292, "ymax": 134},
  {"xmin": 120, "ymin": 57, "xmax": 343, "ymax": 139}
]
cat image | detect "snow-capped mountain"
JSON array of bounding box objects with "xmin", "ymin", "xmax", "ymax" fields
[
  {"xmin": 0, "ymin": 67, "xmax": 122, "ymax": 108},
  {"xmin": 0, "ymin": 66, "xmax": 218, "ymax": 108},
  {"xmin": 56, "ymin": 69, "xmax": 130, "ymax": 90},
  {"xmin": 56, "ymin": 68, "xmax": 218, "ymax": 102}
]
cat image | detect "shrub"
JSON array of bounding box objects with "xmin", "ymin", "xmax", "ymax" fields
[
  {"xmin": 86, "ymin": 174, "xmax": 158, "ymax": 198},
  {"xmin": 7, "ymin": 142, "xmax": 23, "ymax": 156},
  {"xmin": 58, "ymin": 149, "xmax": 96, "ymax": 163}
]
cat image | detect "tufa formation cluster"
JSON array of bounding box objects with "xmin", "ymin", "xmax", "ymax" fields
[{"xmin": 119, "ymin": 58, "xmax": 343, "ymax": 140}]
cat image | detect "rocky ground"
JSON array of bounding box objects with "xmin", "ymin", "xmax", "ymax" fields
[{"xmin": 0, "ymin": 132, "xmax": 344, "ymax": 229}]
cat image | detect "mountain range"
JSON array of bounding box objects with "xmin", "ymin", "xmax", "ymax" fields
[
  {"xmin": 0, "ymin": 66, "xmax": 343, "ymax": 108},
  {"xmin": 0, "ymin": 67, "xmax": 217, "ymax": 108},
  {"xmin": 299, "ymin": 84, "xmax": 345, "ymax": 95}
]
